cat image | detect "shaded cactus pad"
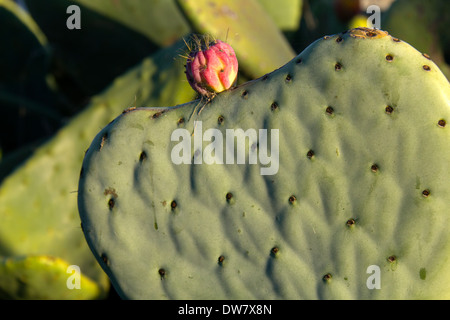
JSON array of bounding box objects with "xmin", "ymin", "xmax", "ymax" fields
[{"xmin": 78, "ymin": 28, "xmax": 450, "ymax": 299}]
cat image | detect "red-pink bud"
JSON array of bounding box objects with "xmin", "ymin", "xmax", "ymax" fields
[{"xmin": 185, "ymin": 39, "xmax": 238, "ymax": 98}]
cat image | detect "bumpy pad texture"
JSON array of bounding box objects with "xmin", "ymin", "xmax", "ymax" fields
[{"xmin": 78, "ymin": 29, "xmax": 450, "ymax": 299}]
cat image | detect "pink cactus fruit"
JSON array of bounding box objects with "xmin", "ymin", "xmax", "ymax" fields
[{"xmin": 185, "ymin": 38, "xmax": 238, "ymax": 98}]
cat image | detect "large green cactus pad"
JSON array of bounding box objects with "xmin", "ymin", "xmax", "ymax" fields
[{"xmin": 78, "ymin": 28, "xmax": 450, "ymax": 299}]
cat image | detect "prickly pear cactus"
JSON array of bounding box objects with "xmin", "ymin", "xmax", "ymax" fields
[
  {"xmin": 176, "ymin": 0, "xmax": 296, "ymax": 78},
  {"xmin": 184, "ymin": 36, "xmax": 238, "ymax": 98},
  {"xmin": 78, "ymin": 28, "xmax": 450, "ymax": 299}
]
